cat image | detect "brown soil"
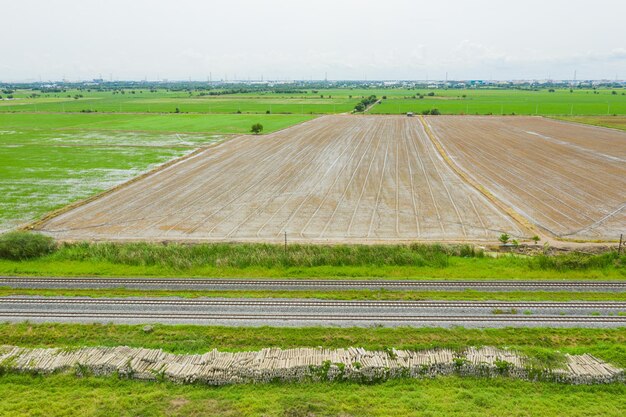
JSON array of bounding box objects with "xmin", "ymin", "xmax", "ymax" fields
[
  {"xmin": 37, "ymin": 116, "xmax": 523, "ymax": 243},
  {"xmin": 426, "ymin": 116, "xmax": 626, "ymax": 241}
]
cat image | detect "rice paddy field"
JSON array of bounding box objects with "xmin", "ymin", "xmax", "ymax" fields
[
  {"xmin": 369, "ymin": 89, "xmax": 626, "ymax": 115},
  {"xmin": 0, "ymin": 112, "xmax": 315, "ymax": 134},
  {"xmin": 2, "ymin": 88, "xmax": 625, "ymax": 116},
  {"xmin": 0, "ymin": 89, "xmax": 358, "ymax": 114}
]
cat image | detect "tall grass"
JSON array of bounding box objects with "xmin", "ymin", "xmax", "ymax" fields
[
  {"xmin": 531, "ymin": 251, "xmax": 625, "ymax": 271},
  {"xmin": 7, "ymin": 240, "xmax": 623, "ymax": 274},
  {"xmin": 55, "ymin": 242, "xmax": 482, "ymax": 270}
]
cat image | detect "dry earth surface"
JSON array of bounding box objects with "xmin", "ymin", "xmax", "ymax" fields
[
  {"xmin": 37, "ymin": 115, "xmax": 625, "ymax": 243},
  {"xmin": 425, "ymin": 116, "xmax": 626, "ymax": 241},
  {"xmin": 37, "ymin": 116, "xmax": 524, "ymax": 242}
]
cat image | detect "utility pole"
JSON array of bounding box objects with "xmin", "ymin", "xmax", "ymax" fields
[
  {"xmin": 284, "ymin": 231, "xmax": 288, "ymax": 256},
  {"xmin": 619, "ymin": 234, "xmax": 623, "ymax": 256}
]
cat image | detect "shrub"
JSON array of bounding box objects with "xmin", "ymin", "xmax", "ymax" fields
[
  {"xmin": 250, "ymin": 123, "xmax": 263, "ymax": 134},
  {"xmin": 0, "ymin": 231, "xmax": 56, "ymax": 260}
]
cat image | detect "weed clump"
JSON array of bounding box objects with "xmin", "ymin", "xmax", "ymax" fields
[
  {"xmin": 532, "ymin": 251, "xmax": 624, "ymax": 271},
  {"xmin": 0, "ymin": 231, "xmax": 56, "ymax": 260}
]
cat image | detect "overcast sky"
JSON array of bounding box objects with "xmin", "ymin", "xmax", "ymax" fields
[{"xmin": 2, "ymin": 0, "xmax": 625, "ymax": 82}]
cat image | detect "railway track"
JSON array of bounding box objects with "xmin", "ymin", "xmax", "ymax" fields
[
  {"xmin": 1, "ymin": 277, "xmax": 625, "ymax": 292},
  {"xmin": 1, "ymin": 311, "xmax": 625, "ymax": 324},
  {"xmin": 2, "ymin": 297, "xmax": 626, "ymax": 309},
  {"xmin": 2, "ymin": 296, "xmax": 624, "ymax": 327}
]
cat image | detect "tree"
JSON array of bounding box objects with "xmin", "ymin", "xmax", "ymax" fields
[
  {"xmin": 251, "ymin": 123, "xmax": 263, "ymax": 135},
  {"xmin": 531, "ymin": 235, "xmax": 541, "ymax": 245},
  {"xmin": 499, "ymin": 233, "xmax": 510, "ymax": 245},
  {"xmin": 430, "ymin": 108, "xmax": 441, "ymax": 115}
]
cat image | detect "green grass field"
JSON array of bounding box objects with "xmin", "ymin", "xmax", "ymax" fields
[
  {"xmin": 3, "ymin": 88, "xmax": 625, "ymax": 115},
  {"xmin": 0, "ymin": 89, "xmax": 358, "ymax": 114},
  {"xmin": 0, "ymin": 112, "xmax": 315, "ymax": 134},
  {"xmin": 0, "ymin": 240, "xmax": 624, "ymax": 279},
  {"xmin": 369, "ymin": 88, "xmax": 626, "ymax": 115},
  {"xmin": 0, "ymin": 133, "xmax": 191, "ymax": 232},
  {"xmin": 2, "ymin": 374, "xmax": 624, "ymax": 417},
  {"xmin": 3, "ymin": 373, "xmax": 624, "ymax": 417}
]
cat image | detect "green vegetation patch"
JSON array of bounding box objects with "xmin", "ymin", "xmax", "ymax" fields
[
  {"xmin": 370, "ymin": 88, "xmax": 626, "ymax": 115},
  {"xmin": 2, "ymin": 374, "xmax": 624, "ymax": 417},
  {"xmin": 0, "ymin": 88, "xmax": 357, "ymax": 114},
  {"xmin": 4, "ymin": 87, "xmax": 625, "ymax": 116},
  {"xmin": 0, "ymin": 112, "xmax": 315, "ymax": 134},
  {"xmin": 0, "ymin": 239, "xmax": 623, "ymax": 279},
  {"xmin": 0, "ymin": 131, "xmax": 192, "ymax": 232}
]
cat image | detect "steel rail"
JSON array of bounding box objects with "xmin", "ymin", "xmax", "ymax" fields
[
  {"xmin": 1, "ymin": 277, "xmax": 624, "ymax": 290},
  {"xmin": 1, "ymin": 297, "xmax": 625, "ymax": 309},
  {"xmin": 1, "ymin": 311, "xmax": 625, "ymax": 323}
]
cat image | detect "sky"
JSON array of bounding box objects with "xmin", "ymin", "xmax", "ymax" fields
[{"xmin": 2, "ymin": 0, "xmax": 625, "ymax": 82}]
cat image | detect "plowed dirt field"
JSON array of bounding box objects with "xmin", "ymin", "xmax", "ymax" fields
[
  {"xmin": 37, "ymin": 116, "xmax": 524, "ymax": 242},
  {"xmin": 426, "ymin": 116, "xmax": 626, "ymax": 240}
]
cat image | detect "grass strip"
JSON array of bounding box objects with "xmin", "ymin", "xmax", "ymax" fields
[
  {"xmin": 1, "ymin": 374, "xmax": 624, "ymax": 417},
  {"xmin": 1, "ymin": 240, "xmax": 624, "ymax": 279}
]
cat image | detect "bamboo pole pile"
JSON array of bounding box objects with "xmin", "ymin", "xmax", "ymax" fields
[{"xmin": 0, "ymin": 345, "xmax": 622, "ymax": 385}]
